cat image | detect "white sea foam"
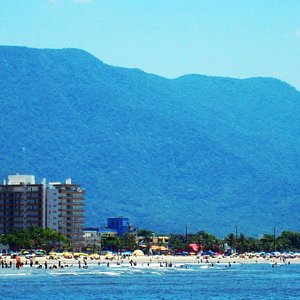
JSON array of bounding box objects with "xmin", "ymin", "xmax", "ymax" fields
[
  {"xmin": 150, "ymin": 271, "xmax": 163, "ymax": 275},
  {"xmin": 49, "ymin": 272, "xmax": 78, "ymax": 276},
  {"xmin": 200, "ymin": 265, "xmax": 210, "ymax": 269},
  {"xmin": 0, "ymin": 273, "xmax": 30, "ymax": 276},
  {"xmin": 97, "ymin": 271, "xmax": 120, "ymax": 276}
]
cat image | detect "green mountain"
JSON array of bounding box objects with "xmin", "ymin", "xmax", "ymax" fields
[{"xmin": 0, "ymin": 46, "xmax": 300, "ymax": 236}]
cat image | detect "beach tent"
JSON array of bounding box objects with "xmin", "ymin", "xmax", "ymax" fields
[
  {"xmin": 189, "ymin": 244, "xmax": 199, "ymax": 252},
  {"xmin": 133, "ymin": 250, "xmax": 144, "ymax": 256}
]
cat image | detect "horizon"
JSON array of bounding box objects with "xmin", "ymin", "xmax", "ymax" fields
[
  {"xmin": 0, "ymin": 44, "xmax": 297, "ymax": 91},
  {"xmin": 0, "ymin": 0, "xmax": 299, "ymax": 89}
]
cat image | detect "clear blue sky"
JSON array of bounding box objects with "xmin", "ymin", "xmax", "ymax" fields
[{"xmin": 1, "ymin": 0, "xmax": 300, "ymax": 89}]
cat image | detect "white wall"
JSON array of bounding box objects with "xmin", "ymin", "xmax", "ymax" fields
[
  {"xmin": 46, "ymin": 186, "xmax": 59, "ymax": 231},
  {"xmin": 8, "ymin": 174, "xmax": 35, "ymax": 185}
]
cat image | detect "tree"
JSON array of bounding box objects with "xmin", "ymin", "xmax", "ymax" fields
[
  {"xmin": 138, "ymin": 229, "xmax": 154, "ymax": 251},
  {"xmin": 258, "ymin": 234, "xmax": 274, "ymax": 252},
  {"xmin": 277, "ymin": 231, "xmax": 300, "ymax": 251},
  {"xmin": 101, "ymin": 235, "xmax": 121, "ymax": 252},
  {"xmin": 120, "ymin": 233, "xmax": 138, "ymax": 251},
  {"xmin": 196, "ymin": 231, "xmax": 221, "ymax": 252},
  {"xmin": 224, "ymin": 233, "xmax": 235, "ymax": 252},
  {"xmin": 236, "ymin": 234, "xmax": 247, "ymax": 253},
  {"xmin": 137, "ymin": 229, "xmax": 154, "ymax": 240},
  {"xmin": 169, "ymin": 234, "xmax": 186, "ymax": 251},
  {"xmin": 0, "ymin": 226, "xmax": 69, "ymax": 252}
]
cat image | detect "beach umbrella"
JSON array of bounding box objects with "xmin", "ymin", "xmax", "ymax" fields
[
  {"xmin": 105, "ymin": 253, "xmax": 114, "ymax": 259},
  {"xmin": 89, "ymin": 253, "xmax": 100, "ymax": 259},
  {"xmin": 63, "ymin": 252, "xmax": 72, "ymax": 258},
  {"xmin": 80, "ymin": 253, "xmax": 89, "ymax": 257},
  {"xmin": 132, "ymin": 250, "xmax": 144, "ymax": 256}
]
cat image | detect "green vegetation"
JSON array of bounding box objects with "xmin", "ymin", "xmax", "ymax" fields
[
  {"xmin": 1, "ymin": 226, "xmax": 300, "ymax": 253},
  {"xmin": 101, "ymin": 233, "xmax": 138, "ymax": 252},
  {"xmin": 1, "ymin": 46, "xmax": 300, "ymax": 235},
  {"xmin": 169, "ymin": 230, "xmax": 300, "ymax": 253},
  {"xmin": 0, "ymin": 227, "xmax": 69, "ymax": 252},
  {"xmin": 101, "ymin": 230, "xmax": 300, "ymax": 254}
]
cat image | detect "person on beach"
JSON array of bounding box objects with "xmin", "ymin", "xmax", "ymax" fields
[
  {"xmin": 50, "ymin": 265, "xmax": 57, "ymax": 269},
  {"xmin": 16, "ymin": 261, "xmax": 21, "ymax": 269}
]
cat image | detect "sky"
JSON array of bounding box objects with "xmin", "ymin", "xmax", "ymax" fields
[{"xmin": 0, "ymin": 0, "xmax": 300, "ymax": 89}]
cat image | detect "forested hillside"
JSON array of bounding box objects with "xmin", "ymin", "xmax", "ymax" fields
[{"xmin": 0, "ymin": 46, "xmax": 300, "ymax": 236}]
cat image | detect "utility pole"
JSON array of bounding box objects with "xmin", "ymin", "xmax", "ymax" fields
[
  {"xmin": 99, "ymin": 234, "xmax": 102, "ymax": 254},
  {"xmin": 273, "ymin": 227, "xmax": 276, "ymax": 252},
  {"xmin": 185, "ymin": 224, "xmax": 188, "ymax": 243},
  {"xmin": 235, "ymin": 225, "xmax": 238, "ymax": 253}
]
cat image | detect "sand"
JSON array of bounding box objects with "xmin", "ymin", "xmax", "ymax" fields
[{"xmin": 3, "ymin": 254, "xmax": 300, "ymax": 267}]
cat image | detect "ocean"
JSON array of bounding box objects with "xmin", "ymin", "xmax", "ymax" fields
[{"xmin": 0, "ymin": 263, "xmax": 299, "ymax": 299}]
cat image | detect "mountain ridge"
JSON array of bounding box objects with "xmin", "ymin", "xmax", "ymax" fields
[{"xmin": 0, "ymin": 46, "xmax": 300, "ymax": 236}]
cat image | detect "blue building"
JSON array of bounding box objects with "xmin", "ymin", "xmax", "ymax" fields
[{"xmin": 107, "ymin": 217, "xmax": 131, "ymax": 237}]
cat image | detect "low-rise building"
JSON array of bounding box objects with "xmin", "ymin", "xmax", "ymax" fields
[
  {"xmin": 83, "ymin": 228, "xmax": 101, "ymax": 252},
  {"xmin": 98, "ymin": 228, "xmax": 119, "ymax": 237},
  {"xmin": 107, "ymin": 217, "xmax": 136, "ymax": 237}
]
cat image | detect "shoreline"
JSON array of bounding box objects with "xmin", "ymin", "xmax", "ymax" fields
[{"xmin": 2, "ymin": 255, "xmax": 300, "ymax": 268}]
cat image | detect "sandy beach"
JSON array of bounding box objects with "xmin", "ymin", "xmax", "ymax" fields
[{"xmin": 2, "ymin": 254, "xmax": 300, "ymax": 269}]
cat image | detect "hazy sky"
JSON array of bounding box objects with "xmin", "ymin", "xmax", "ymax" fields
[{"xmin": 1, "ymin": 0, "xmax": 299, "ymax": 89}]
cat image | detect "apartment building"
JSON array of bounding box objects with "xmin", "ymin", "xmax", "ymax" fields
[
  {"xmin": 0, "ymin": 175, "xmax": 45, "ymax": 233},
  {"xmin": 0, "ymin": 174, "xmax": 85, "ymax": 250},
  {"xmin": 47, "ymin": 180, "xmax": 85, "ymax": 249}
]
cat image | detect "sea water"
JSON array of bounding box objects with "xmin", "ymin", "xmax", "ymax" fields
[{"xmin": 0, "ymin": 263, "xmax": 299, "ymax": 299}]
